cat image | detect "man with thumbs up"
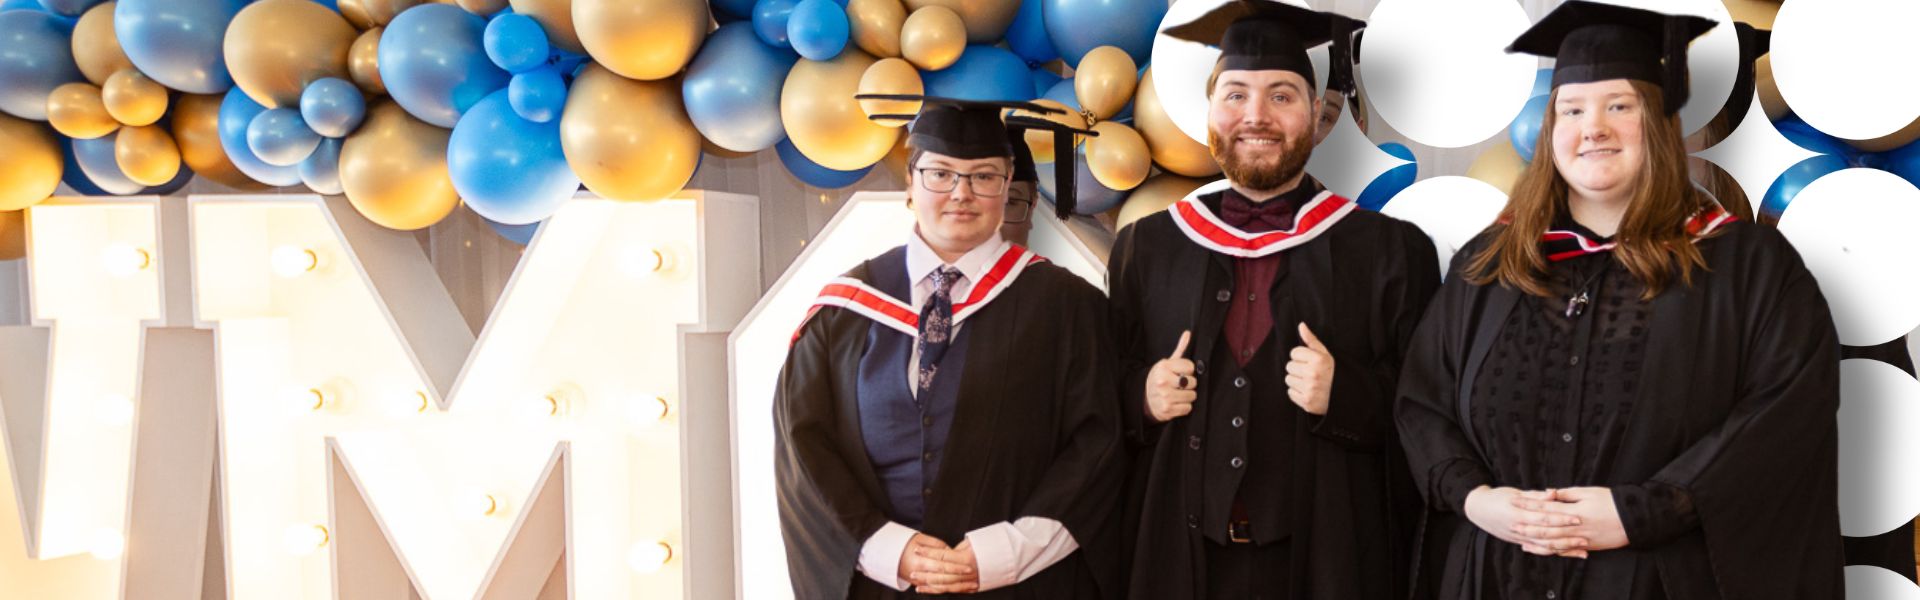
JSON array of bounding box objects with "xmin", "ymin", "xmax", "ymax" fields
[{"xmin": 1109, "ymin": 2, "xmax": 1440, "ymax": 598}]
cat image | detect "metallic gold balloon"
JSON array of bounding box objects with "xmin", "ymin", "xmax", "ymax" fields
[
  {"xmin": 339, "ymin": 101, "xmax": 460, "ymax": 230},
  {"xmin": 848, "ymin": 0, "xmax": 906, "ymax": 58},
  {"xmin": 349, "ymin": 27, "xmax": 386, "ymax": 96},
  {"xmin": 456, "ymin": 0, "xmax": 509, "ymax": 16},
  {"xmin": 1116, "ymin": 173, "xmax": 1207, "ymax": 230},
  {"xmin": 1756, "ymin": 54, "xmax": 1786, "ymax": 122},
  {"xmin": 881, "ymin": 133, "xmax": 911, "ymax": 179},
  {"xmin": 858, "ymin": 58, "xmax": 923, "ymax": 123},
  {"xmin": 1010, "ymin": 98, "xmax": 1083, "ymax": 163},
  {"xmin": 1850, "ymin": 116, "xmax": 1920, "ymax": 153},
  {"xmin": 72, "ymin": 2, "xmax": 134, "ymax": 86},
  {"xmin": 338, "ymin": 0, "xmax": 376, "ymax": 28},
  {"xmin": 0, "ymin": 114, "xmax": 63, "ymax": 211},
  {"xmin": 224, "ymin": 0, "xmax": 359, "ymax": 108},
  {"xmin": 172, "ymin": 94, "xmax": 269, "ymax": 190},
  {"xmin": 1075, "ymin": 46, "xmax": 1136, "ymax": 121},
  {"xmin": 47, "ymin": 82, "xmax": 119, "ymax": 139},
  {"xmin": 0, "ymin": 209, "xmax": 25, "ymax": 261},
  {"xmin": 561, "ymin": 64, "xmax": 701, "ymax": 201},
  {"xmin": 1724, "ymin": 0, "xmax": 1778, "ymax": 29},
  {"xmin": 900, "ymin": 6, "xmax": 965, "ymax": 71},
  {"xmin": 1133, "ymin": 68, "xmax": 1219, "ymax": 177},
  {"xmin": 1085, "ymin": 121, "xmax": 1149, "ymax": 191},
  {"xmin": 113, "ymin": 124, "xmax": 182, "ymax": 186},
  {"xmin": 573, "ymin": 0, "xmax": 709, "ymax": 81},
  {"xmin": 364, "ymin": 0, "xmax": 425, "ymax": 25},
  {"xmin": 1464, "ymin": 141, "xmax": 1526, "ymax": 196},
  {"xmin": 101, "ymin": 69, "xmax": 168, "ymax": 127},
  {"xmin": 782, "ymin": 49, "xmax": 901, "ymax": 171},
  {"xmin": 510, "ymin": 0, "xmax": 584, "ymax": 54},
  {"xmin": 901, "ymin": 0, "xmax": 1018, "ymax": 44}
]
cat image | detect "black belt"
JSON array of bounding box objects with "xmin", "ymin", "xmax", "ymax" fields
[{"xmin": 1228, "ymin": 519, "xmax": 1253, "ymax": 543}]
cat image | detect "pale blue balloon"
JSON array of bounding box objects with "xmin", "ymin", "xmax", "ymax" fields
[
  {"xmin": 449, "ymin": 89, "xmax": 577, "ymax": 225},
  {"xmin": 786, "ymin": 0, "xmax": 847, "ymax": 60},
  {"xmin": 751, "ymin": 0, "xmax": 796, "ymax": 48},
  {"xmin": 0, "ymin": 10, "xmax": 83, "ymax": 120},
  {"xmin": 247, "ymin": 108, "xmax": 322, "ymax": 167},
  {"xmin": 300, "ymin": 77, "xmax": 366, "ymax": 138},
  {"xmin": 507, "ymin": 67, "xmax": 565, "ymax": 123},
  {"xmin": 483, "ymin": 12, "xmax": 548, "ymax": 74},
  {"xmin": 217, "ymin": 88, "xmax": 303, "ymax": 186},
  {"xmin": 71, "ymin": 132, "xmax": 145, "ymax": 195},
  {"xmin": 379, "ymin": 4, "xmax": 511, "ymax": 128},
  {"xmin": 683, "ymin": 22, "xmax": 797, "ymax": 153},
  {"xmin": 1041, "ymin": 0, "xmax": 1163, "ymax": 66},
  {"xmin": 299, "ymin": 137, "xmax": 343, "ymax": 195},
  {"xmin": 114, "ymin": 0, "xmax": 247, "ymax": 93}
]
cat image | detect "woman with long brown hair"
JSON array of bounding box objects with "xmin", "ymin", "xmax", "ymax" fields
[{"xmin": 1395, "ymin": 3, "xmax": 1843, "ymax": 599}]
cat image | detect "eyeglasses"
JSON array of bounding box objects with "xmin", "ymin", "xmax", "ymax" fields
[
  {"xmin": 915, "ymin": 167, "xmax": 1010, "ymax": 197},
  {"xmin": 1004, "ymin": 197, "xmax": 1033, "ymax": 224}
]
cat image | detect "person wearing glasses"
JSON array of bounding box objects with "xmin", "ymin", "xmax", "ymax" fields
[
  {"xmin": 1109, "ymin": 2, "xmax": 1439, "ymax": 598},
  {"xmin": 775, "ymin": 97, "xmax": 1125, "ymax": 598}
]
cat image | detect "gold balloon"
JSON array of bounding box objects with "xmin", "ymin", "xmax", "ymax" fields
[
  {"xmin": 1848, "ymin": 116, "xmax": 1920, "ymax": 153},
  {"xmin": 0, "ymin": 210, "xmax": 25, "ymax": 261},
  {"xmin": 101, "ymin": 69, "xmax": 168, "ymax": 127},
  {"xmin": 456, "ymin": 0, "xmax": 509, "ymax": 15},
  {"xmin": 900, "ymin": 0, "xmax": 1017, "ymax": 44},
  {"xmin": 1756, "ymin": 54, "xmax": 1787, "ymax": 122},
  {"xmin": 1085, "ymin": 121, "xmax": 1150, "ymax": 191},
  {"xmin": 224, "ymin": 0, "xmax": 358, "ymax": 108},
  {"xmin": 574, "ymin": 0, "xmax": 709, "ymax": 81},
  {"xmin": 0, "ymin": 114, "xmax": 62, "ymax": 211},
  {"xmin": 1011, "ymin": 98, "xmax": 1084, "ymax": 163},
  {"xmin": 848, "ymin": 0, "xmax": 906, "ymax": 58},
  {"xmin": 1075, "ymin": 46, "xmax": 1136, "ymax": 121},
  {"xmin": 72, "ymin": 2, "xmax": 134, "ymax": 86},
  {"xmin": 1724, "ymin": 0, "xmax": 1779, "ymax": 29},
  {"xmin": 172, "ymin": 94, "xmax": 269, "ymax": 190},
  {"xmin": 1464, "ymin": 141, "xmax": 1527, "ymax": 196},
  {"xmin": 900, "ymin": 6, "xmax": 965, "ymax": 71},
  {"xmin": 561, "ymin": 64, "xmax": 701, "ymax": 201},
  {"xmin": 338, "ymin": 0, "xmax": 376, "ymax": 28},
  {"xmin": 47, "ymin": 82, "xmax": 119, "ymax": 139},
  {"xmin": 858, "ymin": 58, "xmax": 923, "ymax": 123},
  {"xmin": 340, "ymin": 102, "xmax": 460, "ymax": 230},
  {"xmin": 1116, "ymin": 173, "xmax": 1208, "ymax": 230},
  {"xmin": 364, "ymin": 0, "xmax": 425, "ymax": 25},
  {"xmin": 782, "ymin": 50, "xmax": 901, "ymax": 171},
  {"xmin": 510, "ymin": 0, "xmax": 584, "ymax": 54},
  {"xmin": 881, "ymin": 134, "xmax": 912, "ymax": 180},
  {"xmin": 1133, "ymin": 68, "xmax": 1218, "ymax": 177},
  {"xmin": 113, "ymin": 124, "xmax": 182, "ymax": 186},
  {"xmin": 349, "ymin": 27, "xmax": 387, "ymax": 96}
]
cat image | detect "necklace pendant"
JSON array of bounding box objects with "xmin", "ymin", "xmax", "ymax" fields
[{"xmin": 1565, "ymin": 292, "xmax": 1590, "ymax": 318}]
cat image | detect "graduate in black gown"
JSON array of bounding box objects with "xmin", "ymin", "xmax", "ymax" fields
[
  {"xmin": 775, "ymin": 97, "xmax": 1124, "ymax": 599},
  {"xmin": 1109, "ymin": 2, "xmax": 1439, "ymax": 598},
  {"xmin": 1394, "ymin": 3, "xmax": 1844, "ymax": 599}
]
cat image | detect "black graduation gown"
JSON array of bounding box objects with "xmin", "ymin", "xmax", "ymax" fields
[
  {"xmin": 775, "ymin": 249, "xmax": 1127, "ymax": 600},
  {"xmin": 1110, "ymin": 198, "xmax": 1441, "ymax": 600},
  {"xmin": 1396, "ymin": 221, "xmax": 1845, "ymax": 600}
]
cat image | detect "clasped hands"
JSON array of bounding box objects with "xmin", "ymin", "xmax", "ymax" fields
[
  {"xmin": 1463, "ymin": 485, "xmax": 1630, "ymax": 559},
  {"xmin": 898, "ymin": 533, "xmax": 980, "ymax": 594}
]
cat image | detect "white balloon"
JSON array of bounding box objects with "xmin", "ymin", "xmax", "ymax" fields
[
  {"xmin": 1776, "ymin": 168, "xmax": 1920, "ymax": 347},
  {"xmin": 1304, "ymin": 110, "xmax": 1408, "ymax": 200},
  {"xmin": 1361, "ymin": 0, "xmax": 1535, "ymax": 148},
  {"xmin": 1691, "ymin": 90, "xmax": 1819, "ymax": 205},
  {"xmin": 1838, "ymin": 359, "xmax": 1920, "ymax": 538},
  {"xmin": 1773, "ymin": 0, "xmax": 1920, "ymax": 140},
  {"xmin": 1377, "ymin": 176, "xmax": 1506, "ymax": 277},
  {"xmin": 1847, "ymin": 566, "xmax": 1920, "ymax": 600}
]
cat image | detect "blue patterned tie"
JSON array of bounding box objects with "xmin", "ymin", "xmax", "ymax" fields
[{"xmin": 915, "ymin": 266, "xmax": 963, "ymax": 398}]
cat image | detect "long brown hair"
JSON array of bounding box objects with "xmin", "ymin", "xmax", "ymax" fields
[{"xmin": 1463, "ymin": 80, "xmax": 1713, "ymax": 300}]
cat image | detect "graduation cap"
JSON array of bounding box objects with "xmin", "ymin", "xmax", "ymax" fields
[
  {"xmin": 857, "ymin": 94, "xmax": 1098, "ymax": 219},
  {"xmin": 1506, "ymin": 0, "xmax": 1717, "ymax": 114},
  {"xmin": 1159, "ymin": 0, "xmax": 1366, "ymax": 96}
]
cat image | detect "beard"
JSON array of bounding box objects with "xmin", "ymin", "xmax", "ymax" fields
[{"xmin": 1209, "ymin": 126, "xmax": 1312, "ymax": 193}]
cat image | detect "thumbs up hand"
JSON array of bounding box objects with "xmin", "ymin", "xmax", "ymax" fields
[
  {"xmin": 1286, "ymin": 323, "xmax": 1335, "ymax": 415},
  {"xmin": 1145, "ymin": 330, "xmax": 1198, "ymax": 423}
]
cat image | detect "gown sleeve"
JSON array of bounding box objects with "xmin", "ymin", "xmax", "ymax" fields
[
  {"xmin": 1394, "ymin": 241, "xmax": 1497, "ymax": 514},
  {"xmin": 1312, "ymin": 219, "xmax": 1441, "ymax": 450},
  {"xmin": 775, "ymin": 308, "xmax": 891, "ymax": 599},
  {"xmin": 1107, "ymin": 222, "xmax": 1164, "ymax": 447}
]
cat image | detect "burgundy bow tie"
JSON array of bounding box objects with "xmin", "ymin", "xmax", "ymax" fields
[{"xmin": 1219, "ymin": 194, "xmax": 1298, "ymax": 233}]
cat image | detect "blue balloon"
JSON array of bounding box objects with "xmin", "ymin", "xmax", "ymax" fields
[
  {"xmin": 1760, "ymin": 154, "xmax": 1849, "ymax": 219},
  {"xmin": 0, "ymin": 0, "xmax": 46, "ymax": 12},
  {"xmin": 1884, "ymin": 139, "xmax": 1920, "ymax": 190},
  {"xmin": 507, "ymin": 67, "xmax": 566, "ymax": 123},
  {"xmin": 1036, "ymin": 144, "xmax": 1128, "ymax": 214},
  {"xmin": 217, "ymin": 88, "xmax": 302, "ymax": 186},
  {"xmin": 247, "ymin": 108, "xmax": 321, "ymax": 167},
  {"xmin": 0, "ymin": 10, "xmax": 83, "ymax": 120},
  {"xmin": 751, "ymin": 0, "xmax": 796, "ymax": 48},
  {"xmin": 787, "ymin": 0, "xmax": 847, "ymax": 60},
  {"xmin": 1357, "ymin": 163, "xmax": 1417, "ymax": 211},
  {"xmin": 1006, "ymin": 0, "xmax": 1055, "ymax": 64},
  {"xmin": 924, "ymin": 45, "xmax": 1035, "ymax": 102},
  {"xmin": 379, "ymin": 4, "xmax": 511, "ymax": 128},
  {"xmin": 115, "ymin": 0, "xmax": 246, "ymax": 94},
  {"xmin": 1529, "ymin": 68, "xmax": 1554, "ymax": 99},
  {"xmin": 684, "ymin": 22, "xmax": 797, "ymax": 153},
  {"xmin": 1378, "ymin": 141, "xmax": 1415, "ymax": 163},
  {"xmin": 1029, "ymin": 68, "xmax": 1061, "ymax": 100},
  {"xmin": 483, "ymin": 12, "xmax": 548, "ymax": 74},
  {"xmin": 1773, "ymin": 113, "xmax": 1854, "ymax": 157},
  {"xmin": 72, "ymin": 133, "xmax": 144, "ymax": 195},
  {"xmin": 298, "ymin": 137, "xmax": 343, "ymax": 194},
  {"xmin": 449, "ymin": 89, "xmax": 578, "ymax": 225},
  {"xmin": 486, "ymin": 218, "xmax": 541, "ymax": 245},
  {"xmin": 37, "ymin": 0, "xmax": 99, "ymax": 17},
  {"xmin": 60, "ymin": 137, "xmax": 113, "ymax": 195},
  {"xmin": 776, "ymin": 137, "xmax": 869, "ymax": 188},
  {"xmin": 1042, "ymin": 0, "xmax": 1163, "ymax": 67},
  {"xmin": 710, "ymin": 0, "xmax": 755, "ymax": 22},
  {"xmin": 300, "ymin": 77, "xmax": 366, "ymax": 138},
  {"xmin": 1509, "ymin": 94, "xmax": 1548, "ymax": 162}
]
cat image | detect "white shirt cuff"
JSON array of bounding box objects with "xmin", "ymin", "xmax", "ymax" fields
[
  {"xmin": 964, "ymin": 517, "xmax": 1078, "ymax": 591},
  {"xmin": 856, "ymin": 522, "xmax": 918, "ymax": 591}
]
